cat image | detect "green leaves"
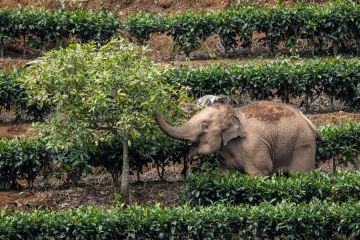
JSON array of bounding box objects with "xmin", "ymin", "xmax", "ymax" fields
[
  {"xmin": 317, "ymin": 121, "xmax": 360, "ymax": 167},
  {"xmin": 0, "ymin": 7, "xmax": 120, "ymax": 56},
  {"xmin": 0, "ymin": 201, "xmax": 359, "ymax": 239},
  {"xmin": 15, "ymin": 38, "xmax": 190, "ymax": 189},
  {"xmin": 184, "ymin": 170, "xmax": 360, "ymax": 206},
  {"xmin": 125, "ymin": 2, "xmax": 360, "ymax": 56},
  {"xmin": 18, "ymin": 37, "xmax": 189, "ymax": 140},
  {"xmin": 0, "ymin": 138, "xmax": 52, "ymax": 190},
  {"xmin": 165, "ymin": 58, "xmax": 360, "ymax": 107}
]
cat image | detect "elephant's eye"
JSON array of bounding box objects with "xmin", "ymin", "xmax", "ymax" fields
[{"xmin": 201, "ymin": 122, "xmax": 209, "ymax": 130}]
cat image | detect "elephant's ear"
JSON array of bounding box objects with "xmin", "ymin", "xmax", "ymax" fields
[{"xmin": 222, "ymin": 114, "xmax": 246, "ymax": 146}]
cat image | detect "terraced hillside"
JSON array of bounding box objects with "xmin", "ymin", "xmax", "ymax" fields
[{"xmin": 0, "ymin": 1, "xmax": 359, "ymax": 238}]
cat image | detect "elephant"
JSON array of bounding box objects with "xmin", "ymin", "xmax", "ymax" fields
[{"xmin": 156, "ymin": 101, "xmax": 321, "ymax": 176}]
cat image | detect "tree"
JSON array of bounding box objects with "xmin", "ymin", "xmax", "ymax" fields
[{"xmin": 18, "ymin": 38, "xmax": 190, "ymax": 202}]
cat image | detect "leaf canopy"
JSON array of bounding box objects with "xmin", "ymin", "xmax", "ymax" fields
[{"xmin": 18, "ymin": 37, "xmax": 190, "ymax": 150}]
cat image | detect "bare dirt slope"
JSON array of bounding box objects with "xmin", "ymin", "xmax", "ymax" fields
[{"xmin": 0, "ymin": 0, "xmax": 288, "ymax": 16}]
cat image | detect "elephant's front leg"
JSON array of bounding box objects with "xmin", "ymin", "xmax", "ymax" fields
[
  {"xmin": 187, "ymin": 142, "xmax": 199, "ymax": 159},
  {"xmin": 243, "ymin": 164, "xmax": 269, "ymax": 176},
  {"xmin": 242, "ymin": 150, "xmax": 273, "ymax": 176}
]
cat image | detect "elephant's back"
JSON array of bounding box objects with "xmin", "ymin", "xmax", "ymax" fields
[{"xmin": 238, "ymin": 101, "xmax": 297, "ymax": 123}]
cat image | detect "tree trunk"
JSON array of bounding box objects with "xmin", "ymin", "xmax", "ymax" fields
[
  {"xmin": 311, "ymin": 33, "xmax": 315, "ymax": 56},
  {"xmin": 333, "ymin": 42, "xmax": 338, "ymax": 56},
  {"xmin": 305, "ymin": 90, "xmax": 310, "ymax": 113},
  {"xmin": 23, "ymin": 34, "xmax": 27, "ymax": 57},
  {"xmin": 120, "ymin": 130, "xmax": 130, "ymax": 203},
  {"xmin": 181, "ymin": 156, "xmax": 188, "ymax": 178},
  {"xmin": 353, "ymin": 158, "xmax": 359, "ymax": 170},
  {"xmin": 155, "ymin": 161, "xmax": 162, "ymax": 181},
  {"xmin": 0, "ymin": 36, "xmax": 4, "ymax": 59},
  {"xmin": 56, "ymin": 37, "xmax": 64, "ymax": 49},
  {"xmin": 136, "ymin": 165, "xmax": 141, "ymax": 182},
  {"xmin": 331, "ymin": 96, "xmax": 335, "ymax": 111},
  {"xmin": 332, "ymin": 157, "xmax": 336, "ymax": 174},
  {"xmin": 161, "ymin": 162, "xmax": 166, "ymax": 181}
]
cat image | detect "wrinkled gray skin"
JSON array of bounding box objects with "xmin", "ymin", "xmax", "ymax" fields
[{"xmin": 156, "ymin": 101, "xmax": 321, "ymax": 176}]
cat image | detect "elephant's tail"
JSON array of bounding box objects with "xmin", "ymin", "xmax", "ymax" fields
[{"xmin": 298, "ymin": 110, "xmax": 322, "ymax": 141}]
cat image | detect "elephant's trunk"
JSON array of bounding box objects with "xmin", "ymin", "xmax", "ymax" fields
[{"xmin": 156, "ymin": 113, "xmax": 197, "ymax": 141}]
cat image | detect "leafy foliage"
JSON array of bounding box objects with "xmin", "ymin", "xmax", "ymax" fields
[
  {"xmin": 0, "ymin": 138, "xmax": 52, "ymax": 190},
  {"xmin": 0, "ymin": 70, "xmax": 18, "ymax": 111},
  {"xmin": 125, "ymin": 12, "xmax": 166, "ymax": 44},
  {"xmin": 0, "ymin": 200, "xmax": 359, "ymax": 239},
  {"xmin": 17, "ymin": 37, "xmax": 189, "ymax": 156},
  {"xmin": 317, "ymin": 122, "xmax": 360, "ymax": 168},
  {"xmin": 0, "ymin": 7, "xmax": 120, "ymax": 56},
  {"xmin": 16, "ymin": 38, "xmax": 190, "ymax": 197},
  {"xmin": 3, "ymin": 57, "xmax": 360, "ymax": 117},
  {"xmin": 165, "ymin": 57, "xmax": 360, "ymax": 107},
  {"xmin": 0, "ymin": 67, "xmax": 52, "ymax": 121},
  {"xmin": 125, "ymin": 1, "xmax": 360, "ymax": 56},
  {"xmin": 184, "ymin": 170, "xmax": 360, "ymax": 206},
  {"xmin": 0, "ymin": 121, "xmax": 357, "ymax": 189}
]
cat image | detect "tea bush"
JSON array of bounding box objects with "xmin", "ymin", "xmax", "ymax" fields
[
  {"xmin": 0, "ymin": 121, "xmax": 358, "ymax": 189},
  {"xmin": 3, "ymin": 58, "xmax": 360, "ymax": 117},
  {"xmin": 165, "ymin": 58, "xmax": 360, "ymax": 108},
  {"xmin": 0, "ymin": 70, "xmax": 51, "ymax": 120},
  {"xmin": 0, "ymin": 7, "xmax": 120, "ymax": 57},
  {"xmin": 0, "ymin": 200, "xmax": 359, "ymax": 239},
  {"xmin": 125, "ymin": 2, "xmax": 360, "ymax": 56},
  {"xmin": 0, "ymin": 138, "xmax": 52, "ymax": 190},
  {"xmin": 317, "ymin": 121, "xmax": 360, "ymax": 168},
  {"xmin": 184, "ymin": 170, "xmax": 360, "ymax": 206}
]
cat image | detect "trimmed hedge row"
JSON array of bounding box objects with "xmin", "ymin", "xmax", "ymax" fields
[
  {"xmin": 125, "ymin": 2, "xmax": 360, "ymax": 56},
  {"xmin": 165, "ymin": 58, "xmax": 360, "ymax": 108},
  {"xmin": 2, "ymin": 58, "xmax": 360, "ymax": 118},
  {"xmin": 0, "ymin": 71, "xmax": 17, "ymax": 110},
  {"xmin": 0, "ymin": 136, "xmax": 189, "ymax": 189},
  {"xmin": 0, "ymin": 121, "xmax": 358, "ymax": 190},
  {"xmin": 0, "ymin": 138, "xmax": 53, "ymax": 190},
  {"xmin": 0, "ymin": 201, "xmax": 359, "ymax": 239},
  {"xmin": 0, "ymin": 7, "xmax": 120, "ymax": 57},
  {"xmin": 184, "ymin": 170, "xmax": 360, "ymax": 206},
  {"xmin": 0, "ymin": 70, "xmax": 49, "ymax": 120},
  {"xmin": 318, "ymin": 121, "xmax": 360, "ymax": 168},
  {"xmin": 2, "ymin": 2, "xmax": 360, "ymax": 58}
]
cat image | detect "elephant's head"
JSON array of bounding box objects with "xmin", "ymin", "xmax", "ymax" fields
[{"xmin": 156, "ymin": 104, "xmax": 246, "ymax": 157}]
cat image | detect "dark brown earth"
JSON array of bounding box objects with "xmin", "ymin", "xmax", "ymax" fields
[
  {"xmin": 308, "ymin": 111, "xmax": 360, "ymax": 126},
  {"xmin": 0, "ymin": 122, "xmax": 31, "ymax": 138},
  {"xmin": 240, "ymin": 101, "xmax": 295, "ymax": 122},
  {"xmin": 0, "ymin": 58, "xmax": 29, "ymax": 72},
  {"xmin": 0, "ymin": 166, "xmax": 184, "ymax": 212},
  {"xmin": 0, "ymin": 0, "xmax": 325, "ymax": 16}
]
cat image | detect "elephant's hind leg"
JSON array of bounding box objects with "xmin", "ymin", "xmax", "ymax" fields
[{"xmin": 288, "ymin": 144, "xmax": 316, "ymax": 173}]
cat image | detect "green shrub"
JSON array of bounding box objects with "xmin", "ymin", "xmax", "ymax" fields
[
  {"xmin": 0, "ymin": 70, "xmax": 51, "ymax": 121},
  {"xmin": 0, "ymin": 138, "xmax": 52, "ymax": 190},
  {"xmin": 125, "ymin": 2, "xmax": 360, "ymax": 56},
  {"xmin": 125, "ymin": 12, "xmax": 167, "ymax": 44},
  {"xmin": 0, "ymin": 120, "xmax": 358, "ymax": 189},
  {"xmin": 0, "ymin": 71, "xmax": 17, "ymax": 111},
  {"xmin": 0, "ymin": 7, "xmax": 120, "ymax": 56},
  {"xmin": 0, "ymin": 200, "xmax": 359, "ymax": 239},
  {"xmin": 184, "ymin": 170, "xmax": 360, "ymax": 206},
  {"xmin": 165, "ymin": 58, "xmax": 360, "ymax": 108},
  {"xmin": 317, "ymin": 122, "xmax": 360, "ymax": 168},
  {"xmin": 3, "ymin": 58, "xmax": 360, "ymax": 116}
]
